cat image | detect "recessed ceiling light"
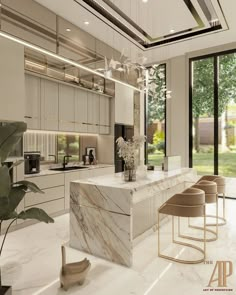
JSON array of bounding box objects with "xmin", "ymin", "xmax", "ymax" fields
[
  {"xmin": 84, "ymin": 21, "xmax": 89, "ymax": 25},
  {"xmin": 142, "ymin": 0, "xmax": 148, "ymax": 3},
  {"xmin": 170, "ymin": 29, "xmax": 175, "ymax": 34},
  {"xmin": 66, "ymin": 28, "xmax": 71, "ymax": 32}
]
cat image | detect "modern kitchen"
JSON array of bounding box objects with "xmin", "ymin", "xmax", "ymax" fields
[{"xmin": 0, "ymin": 0, "xmax": 236, "ymax": 295}]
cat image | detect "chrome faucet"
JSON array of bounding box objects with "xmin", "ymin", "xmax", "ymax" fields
[{"xmin": 63, "ymin": 155, "xmax": 72, "ymax": 169}]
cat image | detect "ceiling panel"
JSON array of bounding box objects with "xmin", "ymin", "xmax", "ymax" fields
[
  {"xmin": 34, "ymin": 0, "xmax": 232, "ymax": 63},
  {"xmin": 108, "ymin": 0, "xmax": 198, "ymax": 37}
]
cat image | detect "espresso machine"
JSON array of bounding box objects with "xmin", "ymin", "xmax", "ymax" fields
[{"xmin": 24, "ymin": 152, "xmax": 40, "ymax": 174}]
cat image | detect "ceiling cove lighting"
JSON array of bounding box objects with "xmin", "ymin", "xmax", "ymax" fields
[{"xmin": 0, "ymin": 31, "xmax": 141, "ymax": 92}]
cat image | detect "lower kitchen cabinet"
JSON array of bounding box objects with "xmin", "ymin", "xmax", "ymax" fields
[
  {"xmin": 24, "ymin": 173, "xmax": 65, "ymax": 216},
  {"xmin": 23, "ymin": 167, "xmax": 114, "ymax": 223},
  {"xmin": 25, "ymin": 186, "xmax": 65, "ymax": 207},
  {"xmin": 27, "ymin": 199, "xmax": 65, "ymax": 216}
]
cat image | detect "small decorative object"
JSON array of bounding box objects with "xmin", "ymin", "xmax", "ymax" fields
[
  {"xmin": 60, "ymin": 246, "xmax": 91, "ymax": 291},
  {"xmin": 0, "ymin": 122, "xmax": 54, "ymax": 294},
  {"xmin": 86, "ymin": 147, "xmax": 96, "ymax": 165},
  {"xmin": 82, "ymin": 155, "xmax": 89, "ymax": 165},
  {"xmin": 116, "ymin": 135, "xmax": 146, "ymax": 182}
]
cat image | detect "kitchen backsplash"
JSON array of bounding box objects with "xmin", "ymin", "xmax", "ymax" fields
[{"xmin": 24, "ymin": 132, "xmax": 56, "ymax": 161}]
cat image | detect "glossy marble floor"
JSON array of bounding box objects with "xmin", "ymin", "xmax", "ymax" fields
[{"xmin": 1, "ymin": 198, "xmax": 236, "ymax": 295}]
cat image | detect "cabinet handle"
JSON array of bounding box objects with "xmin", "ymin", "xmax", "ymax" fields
[{"xmin": 24, "ymin": 116, "xmax": 32, "ymax": 119}]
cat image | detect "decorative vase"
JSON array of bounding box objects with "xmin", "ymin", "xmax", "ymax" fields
[{"xmin": 123, "ymin": 165, "xmax": 136, "ymax": 182}]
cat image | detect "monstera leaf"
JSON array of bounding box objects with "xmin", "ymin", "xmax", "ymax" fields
[{"xmin": 0, "ymin": 121, "xmax": 27, "ymax": 163}]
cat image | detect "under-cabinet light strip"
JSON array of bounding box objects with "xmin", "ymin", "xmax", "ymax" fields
[
  {"xmin": 26, "ymin": 130, "xmax": 99, "ymax": 136},
  {"xmin": 0, "ymin": 31, "xmax": 141, "ymax": 92}
]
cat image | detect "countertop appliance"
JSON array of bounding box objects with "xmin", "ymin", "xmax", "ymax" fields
[
  {"xmin": 114, "ymin": 123, "xmax": 134, "ymax": 173},
  {"xmin": 24, "ymin": 151, "xmax": 40, "ymax": 174}
]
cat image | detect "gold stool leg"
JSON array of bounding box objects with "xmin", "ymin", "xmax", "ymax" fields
[
  {"xmin": 206, "ymin": 192, "xmax": 226, "ymax": 226},
  {"xmin": 179, "ymin": 201, "xmax": 217, "ymax": 242},
  {"xmin": 204, "ymin": 204, "xmax": 206, "ymax": 261}
]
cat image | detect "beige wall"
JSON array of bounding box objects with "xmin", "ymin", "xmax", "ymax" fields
[{"xmin": 166, "ymin": 55, "xmax": 189, "ymax": 167}]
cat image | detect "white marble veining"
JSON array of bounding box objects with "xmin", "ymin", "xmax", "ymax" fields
[
  {"xmin": 71, "ymin": 182, "xmax": 132, "ymax": 214},
  {"xmin": 0, "ymin": 197, "xmax": 235, "ymax": 295},
  {"xmin": 72, "ymin": 168, "xmax": 196, "ymax": 192},
  {"xmin": 70, "ymin": 169, "xmax": 196, "ymax": 266}
]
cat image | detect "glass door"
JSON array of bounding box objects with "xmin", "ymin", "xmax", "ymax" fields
[
  {"xmin": 218, "ymin": 53, "xmax": 236, "ymax": 177},
  {"xmin": 191, "ymin": 57, "xmax": 215, "ymax": 175}
]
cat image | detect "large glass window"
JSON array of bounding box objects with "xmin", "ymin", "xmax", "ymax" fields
[
  {"xmin": 191, "ymin": 57, "xmax": 214, "ymax": 175},
  {"xmin": 190, "ymin": 52, "xmax": 236, "ymax": 178},
  {"xmin": 147, "ymin": 64, "xmax": 166, "ymax": 166}
]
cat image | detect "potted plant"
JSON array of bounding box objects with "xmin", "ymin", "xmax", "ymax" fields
[
  {"xmin": 0, "ymin": 122, "xmax": 54, "ymax": 294},
  {"xmin": 116, "ymin": 135, "xmax": 146, "ymax": 181}
]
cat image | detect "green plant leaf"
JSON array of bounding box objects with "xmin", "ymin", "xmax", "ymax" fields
[
  {"xmin": 7, "ymin": 185, "xmax": 26, "ymax": 214},
  {"xmin": 0, "ymin": 122, "xmax": 27, "ymax": 163},
  {"xmin": 18, "ymin": 208, "xmax": 54, "ymax": 223},
  {"xmin": 1, "ymin": 211, "xmax": 18, "ymax": 221},
  {"xmin": 14, "ymin": 181, "xmax": 44, "ymax": 194},
  {"xmin": 0, "ymin": 197, "xmax": 10, "ymax": 219},
  {"xmin": 0, "ymin": 166, "xmax": 10, "ymax": 198}
]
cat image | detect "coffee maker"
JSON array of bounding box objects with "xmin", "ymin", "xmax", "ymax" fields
[{"xmin": 24, "ymin": 152, "xmax": 40, "ymax": 174}]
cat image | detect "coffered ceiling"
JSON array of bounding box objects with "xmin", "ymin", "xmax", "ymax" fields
[{"xmin": 34, "ymin": 0, "xmax": 236, "ymax": 63}]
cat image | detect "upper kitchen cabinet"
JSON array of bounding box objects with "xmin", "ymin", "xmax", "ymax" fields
[
  {"xmin": 115, "ymin": 83, "xmax": 134, "ymax": 126},
  {"xmin": 59, "ymin": 84, "xmax": 75, "ymax": 132},
  {"xmin": 0, "ymin": 37, "xmax": 25, "ymax": 122},
  {"xmin": 40, "ymin": 79, "xmax": 59, "ymax": 131},
  {"xmin": 99, "ymin": 95, "xmax": 110, "ymax": 134},
  {"xmin": 87, "ymin": 92, "xmax": 100, "ymax": 133},
  {"xmin": 75, "ymin": 89, "xmax": 88, "ymax": 133},
  {"xmin": 1, "ymin": 0, "xmax": 57, "ymax": 53},
  {"xmin": 25, "ymin": 74, "xmax": 41, "ymax": 129}
]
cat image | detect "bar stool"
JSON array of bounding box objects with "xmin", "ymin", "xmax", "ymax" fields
[
  {"xmin": 158, "ymin": 187, "xmax": 206, "ymax": 264},
  {"xmin": 198, "ymin": 175, "xmax": 226, "ymax": 226},
  {"xmin": 180, "ymin": 180, "xmax": 218, "ymax": 242}
]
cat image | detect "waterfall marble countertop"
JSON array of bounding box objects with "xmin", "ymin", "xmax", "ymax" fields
[
  {"xmin": 71, "ymin": 168, "xmax": 196, "ymax": 192},
  {"xmin": 70, "ymin": 168, "xmax": 197, "ymax": 266}
]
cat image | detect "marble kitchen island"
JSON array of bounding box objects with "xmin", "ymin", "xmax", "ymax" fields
[{"xmin": 70, "ymin": 168, "xmax": 196, "ymax": 267}]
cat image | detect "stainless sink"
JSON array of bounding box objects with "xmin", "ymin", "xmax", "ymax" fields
[{"xmin": 49, "ymin": 166, "xmax": 88, "ymax": 171}]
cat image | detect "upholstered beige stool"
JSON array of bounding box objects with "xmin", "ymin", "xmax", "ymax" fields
[
  {"xmin": 180, "ymin": 180, "xmax": 218, "ymax": 242},
  {"xmin": 158, "ymin": 187, "xmax": 206, "ymax": 264},
  {"xmin": 198, "ymin": 175, "xmax": 226, "ymax": 225}
]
